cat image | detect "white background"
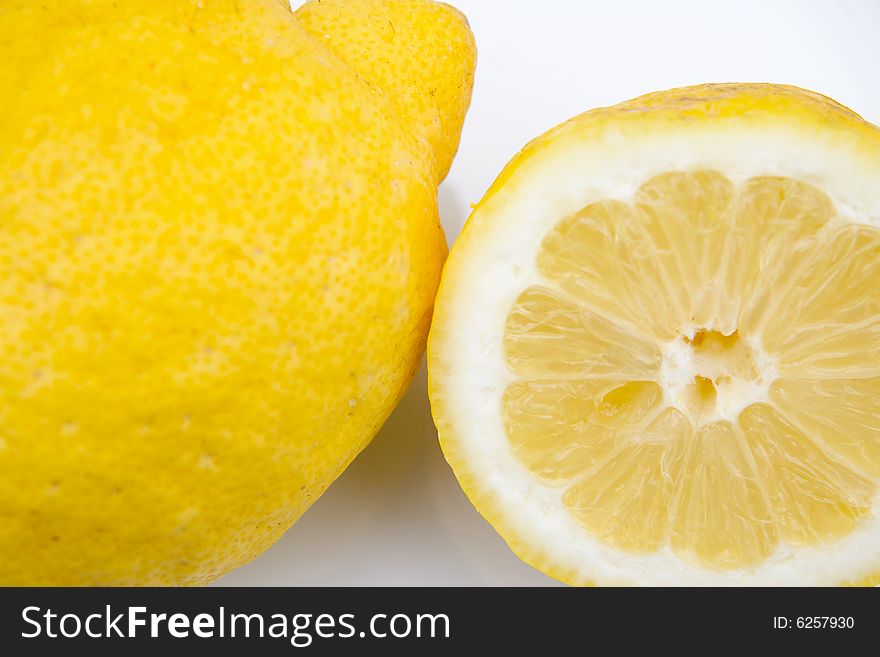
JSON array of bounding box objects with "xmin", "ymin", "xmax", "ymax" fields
[{"xmin": 218, "ymin": 0, "xmax": 880, "ymax": 586}]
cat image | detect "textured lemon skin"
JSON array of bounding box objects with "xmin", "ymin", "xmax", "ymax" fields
[
  {"xmin": 295, "ymin": 0, "xmax": 476, "ymax": 183},
  {"xmin": 0, "ymin": 0, "xmax": 474, "ymax": 585},
  {"xmin": 428, "ymin": 84, "xmax": 880, "ymax": 587}
]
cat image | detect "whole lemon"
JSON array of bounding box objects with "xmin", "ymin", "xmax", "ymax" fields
[{"xmin": 0, "ymin": 0, "xmax": 475, "ymax": 585}]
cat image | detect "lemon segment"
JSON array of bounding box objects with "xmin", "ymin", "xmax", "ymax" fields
[
  {"xmin": 670, "ymin": 420, "xmax": 777, "ymax": 569},
  {"xmin": 504, "ymin": 287, "xmax": 663, "ymax": 379},
  {"xmin": 770, "ymin": 378, "xmax": 880, "ymax": 478},
  {"xmin": 739, "ymin": 405, "xmax": 873, "ymax": 546},
  {"xmin": 563, "ymin": 408, "xmax": 689, "ymax": 554}
]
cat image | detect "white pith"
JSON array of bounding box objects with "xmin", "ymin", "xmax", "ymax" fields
[
  {"xmin": 435, "ymin": 122, "xmax": 880, "ymax": 586},
  {"xmin": 659, "ymin": 334, "xmax": 778, "ymax": 426}
]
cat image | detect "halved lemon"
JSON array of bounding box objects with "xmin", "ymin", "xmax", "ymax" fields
[{"xmin": 428, "ymin": 84, "xmax": 880, "ymax": 586}]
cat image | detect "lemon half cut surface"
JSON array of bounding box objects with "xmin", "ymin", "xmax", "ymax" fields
[{"xmin": 428, "ymin": 84, "xmax": 880, "ymax": 586}]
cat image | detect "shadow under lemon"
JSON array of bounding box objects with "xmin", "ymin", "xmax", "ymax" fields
[{"xmin": 216, "ymin": 360, "xmax": 559, "ymax": 586}]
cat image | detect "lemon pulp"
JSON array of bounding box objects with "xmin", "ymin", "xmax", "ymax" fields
[{"xmin": 502, "ymin": 171, "xmax": 879, "ymax": 569}]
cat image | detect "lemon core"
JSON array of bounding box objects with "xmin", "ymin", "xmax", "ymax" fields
[{"xmin": 662, "ymin": 329, "xmax": 776, "ymax": 425}]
